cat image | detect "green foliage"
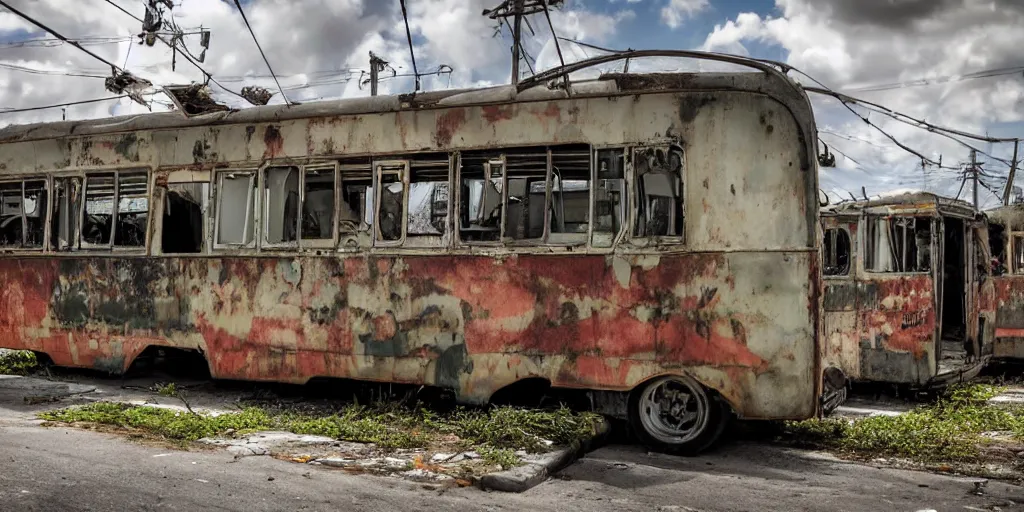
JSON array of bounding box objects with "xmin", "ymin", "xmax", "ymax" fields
[
  {"xmin": 0, "ymin": 351, "xmax": 39, "ymax": 376},
  {"xmin": 39, "ymin": 401, "xmax": 602, "ymax": 462},
  {"xmin": 783, "ymin": 384, "xmax": 1023, "ymax": 463}
]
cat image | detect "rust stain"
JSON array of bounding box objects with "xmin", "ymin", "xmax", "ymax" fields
[
  {"xmin": 481, "ymin": 105, "xmax": 514, "ymax": 123},
  {"xmin": 263, "ymin": 125, "xmax": 284, "ymax": 160},
  {"xmin": 434, "ymin": 108, "xmax": 466, "ymax": 148}
]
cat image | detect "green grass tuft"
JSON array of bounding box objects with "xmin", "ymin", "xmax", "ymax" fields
[
  {"xmin": 783, "ymin": 383, "xmax": 1023, "ymax": 463},
  {"xmin": 0, "ymin": 351, "xmax": 39, "ymax": 376}
]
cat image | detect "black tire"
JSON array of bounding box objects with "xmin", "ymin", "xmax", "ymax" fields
[{"xmin": 627, "ymin": 374, "xmax": 731, "ymax": 456}]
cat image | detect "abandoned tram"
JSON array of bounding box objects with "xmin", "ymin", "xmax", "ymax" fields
[
  {"xmin": 0, "ymin": 51, "xmax": 832, "ymax": 453},
  {"xmin": 820, "ymin": 193, "xmax": 994, "ymax": 388}
]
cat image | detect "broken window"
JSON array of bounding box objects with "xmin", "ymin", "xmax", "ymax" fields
[
  {"xmin": 1014, "ymin": 234, "xmax": 1024, "ymax": 274},
  {"xmin": 864, "ymin": 216, "xmax": 932, "ymax": 273},
  {"xmin": 407, "ymin": 156, "xmax": 449, "ymax": 237},
  {"xmin": 215, "ymin": 171, "xmax": 256, "ymax": 247},
  {"xmin": 115, "ymin": 172, "xmax": 148, "ymax": 247},
  {"xmin": 339, "ymin": 160, "xmax": 371, "ymax": 237},
  {"xmin": 82, "ymin": 173, "xmax": 115, "ymax": 246},
  {"xmin": 0, "ymin": 180, "xmax": 46, "ymax": 249},
  {"xmin": 592, "ymin": 149, "xmax": 626, "ymax": 247},
  {"xmin": 81, "ymin": 171, "xmax": 149, "ymax": 248},
  {"xmin": 504, "ymin": 148, "xmax": 547, "ymax": 241},
  {"xmin": 52, "ymin": 177, "xmax": 81, "ymax": 251},
  {"xmin": 163, "ymin": 182, "xmax": 208, "ymax": 254},
  {"xmin": 301, "ymin": 166, "xmax": 335, "ymax": 242},
  {"xmin": 548, "ymin": 146, "xmax": 591, "ymax": 244},
  {"xmin": 459, "ymin": 152, "xmax": 503, "ymax": 243},
  {"xmin": 823, "ymin": 228, "xmax": 851, "ymax": 276},
  {"xmin": 374, "ymin": 162, "xmax": 406, "ymax": 243},
  {"xmin": 633, "ymin": 146, "xmax": 684, "ymax": 238},
  {"xmin": 262, "ymin": 166, "xmax": 299, "ymax": 245}
]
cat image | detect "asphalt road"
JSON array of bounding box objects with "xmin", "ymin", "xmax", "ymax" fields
[{"xmin": 1, "ymin": 375, "xmax": 1023, "ymax": 511}]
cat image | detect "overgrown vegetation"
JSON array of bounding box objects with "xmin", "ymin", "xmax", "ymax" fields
[
  {"xmin": 0, "ymin": 350, "xmax": 39, "ymax": 376},
  {"xmin": 39, "ymin": 400, "xmax": 601, "ymax": 464},
  {"xmin": 783, "ymin": 384, "xmax": 1024, "ymax": 463}
]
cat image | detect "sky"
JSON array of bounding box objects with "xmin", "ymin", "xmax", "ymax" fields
[{"xmin": 0, "ymin": 0, "xmax": 1021, "ymax": 208}]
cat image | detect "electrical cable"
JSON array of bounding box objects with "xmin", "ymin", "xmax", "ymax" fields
[
  {"xmin": 399, "ymin": 0, "xmax": 419, "ymax": 92},
  {"xmin": 0, "ymin": 95, "xmax": 129, "ymax": 114},
  {"xmin": 0, "ymin": 0, "xmax": 123, "ymax": 72},
  {"xmin": 231, "ymin": 0, "xmax": 289, "ymax": 105}
]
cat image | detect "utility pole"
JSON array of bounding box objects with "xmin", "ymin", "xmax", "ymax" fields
[
  {"xmin": 970, "ymin": 149, "xmax": 979, "ymax": 211},
  {"xmin": 510, "ymin": 0, "xmax": 524, "ymax": 85},
  {"xmin": 368, "ymin": 52, "xmax": 387, "ymax": 97},
  {"xmin": 1003, "ymin": 140, "xmax": 1020, "ymax": 205}
]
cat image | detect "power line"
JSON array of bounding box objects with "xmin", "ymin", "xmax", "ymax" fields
[
  {"xmin": 844, "ymin": 64, "xmax": 1024, "ymax": 93},
  {"xmin": 0, "ymin": 61, "xmax": 107, "ymax": 78},
  {"xmin": 231, "ymin": 0, "xmax": 289, "ymax": 105},
  {"xmin": 0, "ymin": 0, "xmax": 123, "ymax": 72},
  {"xmin": 399, "ymin": 0, "xmax": 420, "ymax": 92},
  {"xmin": 0, "ymin": 95, "xmax": 129, "ymax": 114},
  {"xmin": 100, "ymin": 0, "xmax": 249, "ymax": 103}
]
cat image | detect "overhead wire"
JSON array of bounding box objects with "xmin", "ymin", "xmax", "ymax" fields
[
  {"xmin": 0, "ymin": 0, "xmax": 124, "ymax": 72},
  {"xmin": 399, "ymin": 0, "xmax": 420, "ymax": 92},
  {"xmin": 231, "ymin": 0, "xmax": 289, "ymax": 105},
  {"xmin": 843, "ymin": 64, "xmax": 1024, "ymax": 93},
  {"xmin": 99, "ymin": 0, "xmax": 249, "ymax": 102},
  {"xmin": 0, "ymin": 95, "xmax": 129, "ymax": 113}
]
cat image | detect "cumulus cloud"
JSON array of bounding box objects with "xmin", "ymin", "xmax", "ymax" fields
[
  {"xmin": 702, "ymin": 0, "xmax": 1024, "ymax": 206},
  {"xmin": 661, "ymin": 0, "xmax": 709, "ymax": 28}
]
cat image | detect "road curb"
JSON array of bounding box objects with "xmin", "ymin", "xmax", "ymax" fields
[{"xmin": 478, "ymin": 416, "xmax": 610, "ymax": 493}]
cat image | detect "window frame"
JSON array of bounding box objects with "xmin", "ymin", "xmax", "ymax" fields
[
  {"xmin": 861, "ymin": 214, "xmax": 934, "ymax": 275},
  {"xmin": 403, "ymin": 154, "xmax": 453, "ymax": 246},
  {"xmin": 544, "ymin": 145, "xmax": 592, "ymax": 246},
  {"xmin": 0, "ymin": 177, "xmax": 49, "ymax": 252},
  {"xmin": 372, "ymin": 159, "xmax": 410, "ymax": 247},
  {"xmin": 79, "ymin": 169, "xmax": 150, "ymax": 251},
  {"xmin": 213, "ymin": 169, "xmax": 259, "ymax": 251},
  {"xmin": 629, "ymin": 144, "xmax": 685, "ymax": 246},
  {"xmin": 160, "ymin": 169, "xmax": 213, "ymax": 256},
  {"xmin": 298, "ymin": 162, "xmax": 339, "ymax": 250},
  {"xmin": 590, "ymin": 146, "xmax": 628, "ymax": 249},
  {"xmin": 822, "ymin": 226, "xmax": 852, "ymax": 278},
  {"xmin": 259, "ymin": 165, "xmax": 302, "ymax": 250},
  {"xmin": 50, "ymin": 174, "xmax": 82, "ymax": 252},
  {"xmin": 1012, "ymin": 233, "xmax": 1024, "ymax": 275}
]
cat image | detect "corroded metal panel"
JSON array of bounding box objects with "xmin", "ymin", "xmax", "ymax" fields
[
  {"xmin": 856, "ymin": 276, "xmax": 936, "ymax": 384},
  {"xmin": 0, "ymin": 251, "xmax": 816, "ymax": 420},
  {"xmin": 993, "ymin": 276, "xmax": 1024, "ymax": 358}
]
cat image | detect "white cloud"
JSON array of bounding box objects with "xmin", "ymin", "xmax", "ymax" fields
[
  {"xmin": 661, "ymin": 0, "xmax": 709, "ymax": 29},
  {"xmin": 701, "ymin": 0, "xmax": 1024, "ymax": 206}
]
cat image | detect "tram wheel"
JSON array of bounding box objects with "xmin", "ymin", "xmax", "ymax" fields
[{"xmin": 628, "ymin": 374, "xmax": 731, "ymax": 456}]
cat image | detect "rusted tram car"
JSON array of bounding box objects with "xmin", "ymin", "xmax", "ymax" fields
[
  {"xmin": 820, "ymin": 193, "xmax": 994, "ymax": 387},
  {"xmin": 983, "ymin": 204, "xmax": 1024, "ymax": 360},
  {"xmin": 0, "ymin": 51, "xmax": 830, "ymax": 453}
]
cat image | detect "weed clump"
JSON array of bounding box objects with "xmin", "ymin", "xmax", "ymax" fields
[
  {"xmin": 783, "ymin": 384, "xmax": 1023, "ymax": 463},
  {"xmin": 39, "ymin": 401, "xmax": 602, "ymax": 462},
  {"xmin": 0, "ymin": 351, "xmax": 39, "ymax": 376}
]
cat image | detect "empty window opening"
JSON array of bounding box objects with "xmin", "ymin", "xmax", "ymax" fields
[
  {"xmin": 1013, "ymin": 234, "xmax": 1024, "ymax": 275},
  {"xmin": 459, "ymin": 152, "xmax": 504, "ymax": 242},
  {"xmin": 0, "ymin": 180, "xmax": 46, "ymax": 249},
  {"xmin": 52, "ymin": 177, "xmax": 81, "ymax": 251},
  {"xmin": 163, "ymin": 182, "xmax": 208, "ymax": 254},
  {"xmin": 83, "ymin": 173, "xmax": 115, "ymax": 246},
  {"xmin": 823, "ymin": 227, "xmax": 851, "ymax": 276},
  {"xmin": 216, "ymin": 171, "xmax": 256, "ymax": 246},
  {"xmin": 302, "ymin": 167, "xmax": 335, "ymax": 241},
  {"xmin": 115, "ymin": 172, "xmax": 148, "ymax": 247},
  {"xmin": 941, "ymin": 217, "xmax": 966, "ymax": 342},
  {"xmin": 864, "ymin": 216, "xmax": 932, "ymax": 273},
  {"xmin": 504, "ymin": 148, "xmax": 547, "ymax": 241},
  {"xmin": 407, "ymin": 155, "xmax": 449, "ymax": 237},
  {"xmin": 633, "ymin": 146, "xmax": 684, "ymax": 238},
  {"xmin": 548, "ymin": 145, "xmax": 591, "ymax": 244},
  {"xmin": 374, "ymin": 163, "xmax": 405, "ymax": 242},
  {"xmin": 988, "ymin": 222, "xmax": 1006, "ymax": 275},
  {"xmin": 338, "ymin": 159, "xmax": 371, "ymax": 236},
  {"xmin": 263, "ymin": 166, "xmax": 299, "ymax": 245},
  {"xmin": 593, "ymin": 149, "xmax": 626, "ymax": 247}
]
